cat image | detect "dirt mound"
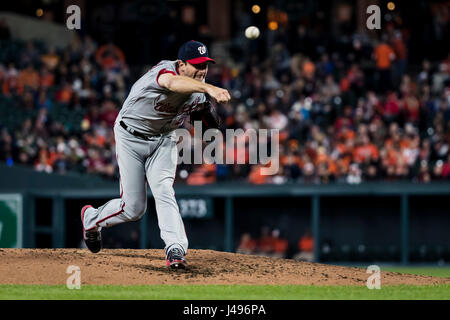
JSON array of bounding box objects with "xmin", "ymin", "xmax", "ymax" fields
[{"xmin": 0, "ymin": 249, "xmax": 448, "ymax": 286}]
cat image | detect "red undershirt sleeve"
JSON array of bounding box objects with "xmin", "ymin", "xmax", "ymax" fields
[{"xmin": 156, "ymin": 69, "xmax": 177, "ymax": 87}]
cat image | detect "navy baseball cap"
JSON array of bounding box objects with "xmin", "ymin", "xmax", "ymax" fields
[{"xmin": 178, "ymin": 40, "xmax": 215, "ymax": 65}]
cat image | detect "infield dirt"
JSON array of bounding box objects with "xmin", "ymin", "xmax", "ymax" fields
[{"xmin": 0, "ymin": 249, "xmax": 449, "ymax": 286}]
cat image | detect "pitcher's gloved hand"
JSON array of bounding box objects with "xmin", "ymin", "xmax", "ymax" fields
[{"xmin": 190, "ymin": 100, "xmax": 222, "ymax": 130}]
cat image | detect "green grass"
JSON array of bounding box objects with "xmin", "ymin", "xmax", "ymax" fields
[
  {"xmin": 1, "ymin": 267, "xmax": 449, "ymax": 300},
  {"xmin": 0, "ymin": 284, "xmax": 449, "ymax": 300}
]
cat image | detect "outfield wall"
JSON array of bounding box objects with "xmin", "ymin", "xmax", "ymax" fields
[
  {"xmin": 1, "ymin": 165, "xmax": 449, "ymax": 263},
  {"xmin": 1, "ymin": 181, "xmax": 449, "ymax": 264}
]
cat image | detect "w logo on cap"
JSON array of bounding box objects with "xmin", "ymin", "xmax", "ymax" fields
[
  {"xmin": 198, "ymin": 46, "xmax": 207, "ymax": 55},
  {"xmin": 178, "ymin": 41, "xmax": 215, "ymax": 64}
]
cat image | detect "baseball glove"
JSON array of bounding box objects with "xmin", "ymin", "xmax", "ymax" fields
[{"xmin": 190, "ymin": 100, "xmax": 221, "ymax": 130}]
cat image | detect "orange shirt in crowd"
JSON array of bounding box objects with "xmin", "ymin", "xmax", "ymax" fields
[
  {"xmin": 298, "ymin": 235, "xmax": 314, "ymax": 252},
  {"xmin": 273, "ymin": 238, "xmax": 289, "ymax": 254},
  {"xmin": 19, "ymin": 69, "xmax": 40, "ymax": 90},
  {"xmin": 302, "ymin": 60, "xmax": 315, "ymax": 78},
  {"xmin": 337, "ymin": 157, "xmax": 351, "ymax": 174},
  {"xmin": 238, "ymin": 237, "xmax": 257, "ymax": 252},
  {"xmin": 353, "ymin": 144, "xmax": 379, "ymax": 163},
  {"xmin": 374, "ymin": 43, "xmax": 395, "ymax": 69},
  {"xmin": 335, "ymin": 143, "xmax": 347, "ymax": 155},
  {"xmin": 258, "ymin": 235, "xmax": 275, "ymax": 253},
  {"xmin": 84, "ymin": 133, "xmax": 106, "ymax": 147},
  {"xmin": 392, "ymin": 38, "xmax": 407, "ymax": 60},
  {"xmin": 385, "ymin": 138, "xmax": 410, "ymax": 150},
  {"xmin": 385, "ymin": 147, "xmax": 400, "ymax": 166},
  {"xmin": 315, "ymin": 150, "xmax": 328, "ymax": 165},
  {"xmin": 36, "ymin": 149, "xmax": 59, "ymax": 166},
  {"xmin": 41, "ymin": 53, "xmax": 60, "ymax": 70},
  {"xmin": 186, "ymin": 164, "xmax": 216, "ymax": 185},
  {"xmin": 2, "ymin": 77, "xmax": 23, "ymax": 96},
  {"xmin": 40, "ymin": 73, "xmax": 55, "ymax": 88},
  {"xmin": 281, "ymin": 154, "xmax": 302, "ymax": 167},
  {"xmin": 336, "ymin": 128, "xmax": 355, "ymax": 142},
  {"xmin": 278, "ymin": 130, "xmax": 289, "ymax": 143},
  {"xmin": 95, "ymin": 44, "xmax": 126, "ymax": 69},
  {"xmin": 327, "ymin": 158, "xmax": 338, "ymax": 175},
  {"xmin": 248, "ymin": 165, "xmax": 267, "ymax": 184},
  {"xmin": 55, "ymin": 85, "xmax": 73, "ymax": 103}
]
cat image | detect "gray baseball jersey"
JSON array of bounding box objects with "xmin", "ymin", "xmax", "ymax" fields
[
  {"xmin": 82, "ymin": 60, "xmax": 205, "ymax": 257},
  {"xmin": 117, "ymin": 60, "xmax": 206, "ymax": 135}
]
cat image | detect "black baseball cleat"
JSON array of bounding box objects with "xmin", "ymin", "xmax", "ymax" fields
[
  {"xmin": 165, "ymin": 247, "xmax": 187, "ymax": 269},
  {"xmin": 81, "ymin": 205, "xmax": 102, "ymax": 253}
]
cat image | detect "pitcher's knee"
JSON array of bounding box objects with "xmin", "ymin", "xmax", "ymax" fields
[
  {"xmin": 152, "ymin": 183, "xmax": 175, "ymax": 202},
  {"xmin": 123, "ymin": 200, "xmax": 147, "ymax": 221}
]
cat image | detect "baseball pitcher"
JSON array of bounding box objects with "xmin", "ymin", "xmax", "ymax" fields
[{"xmin": 81, "ymin": 41, "xmax": 231, "ymax": 269}]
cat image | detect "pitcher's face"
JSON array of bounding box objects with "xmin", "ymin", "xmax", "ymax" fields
[{"xmin": 179, "ymin": 61, "xmax": 209, "ymax": 82}]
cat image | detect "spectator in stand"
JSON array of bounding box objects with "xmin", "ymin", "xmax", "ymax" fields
[
  {"xmin": 2, "ymin": 63, "xmax": 23, "ymax": 96},
  {"xmin": 417, "ymin": 60, "xmax": 433, "ymax": 87},
  {"xmin": 54, "ymin": 81, "xmax": 73, "ymax": 104},
  {"xmin": 271, "ymin": 229, "xmax": 289, "ymax": 259},
  {"xmin": 0, "ymin": 129, "xmax": 14, "ymax": 164},
  {"xmin": 95, "ymin": 43, "xmax": 127, "ymax": 71},
  {"xmin": 373, "ymin": 36, "xmax": 395, "ymax": 93},
  {"xmin": 442, "ymin": 154, "xmax": 450, "ymax": 179},
  {"xmin": 321, "ymin": 74, "xmax": 341, "ymax": 102},
  {"xmin": 34, "ymin": 151, "xmax": 53, "ymax": 174},
  {"xmin": 256, "ymin": 226, "xmax": 274, "ymax": 256},
  {"xmin": 401, "ymin": 91, "xmax": 421, "ymax": 125},
  {"xmin": 293, "ymin": 229, "xmax": 314, "ymax": 262},
  {"xmin": 99, "ymin": 99, "xmax": 119, "ymax": 127},
  {"xmin": 236, "ymin": 233, "xmax": 257, "ymax": 255},
  {"xmin": 382, "ymin": 91, "xmax": 401, "ymax": 123},
  {"xmin": 20, "ymin": 41, "xmax": 41, "ymax": 68},
  {"xmin": 432, "ymin": 59, "xmax": 450, "ymax": 94},
  {"xmin": 418, "ymin": 160, "xmax": 431, "ymax": 183},
  {"xmin": 347, "ymin": 163, "xmax": 362, "ymax": 184},
  {"xmin": 41, "ymin": 46, "xmax": 60, "ymax": 71},
  {"xmin": 248, "ymin": 164, "xmax": 268, "ymax": 184},
  {"xmin": 392, "ymin": 31, "xmax": 408, "ymax": 86},
  {"xmin": 186, "ymin": 164, "xmax": 216, "ymax": 185},
  {"xmin": 0, "ymin": 25, "xmax": 448, "ymax": 185},
  {"xmin": 363, "ymin": 163, "xmax": 380, "ymax": 181},
  {"xmin": 39, "ymin": 66, "xmax": 55, "ymax": 89},
  {"xmin": 353, "ymin": 134, "xmax": 379, "ymax": 164}
]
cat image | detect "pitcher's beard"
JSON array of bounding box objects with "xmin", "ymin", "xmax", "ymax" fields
[
  {"xmin": 195, "ymin": 75, "xmax": 205, "ymax": 81},
  {"xmin": 193, "ymin": 71, "xmax": 206, "ymax": 82}
]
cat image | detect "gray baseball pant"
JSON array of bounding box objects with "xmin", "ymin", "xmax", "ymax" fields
[{"xmin": 83, "ymin": 122, "xmax": 188, "ymax": 255}]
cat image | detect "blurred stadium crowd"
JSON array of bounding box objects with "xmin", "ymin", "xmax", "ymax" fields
[
  {"xmin": 0, "ymin": 17, "xmax": 449, "ymax": 185},
  {"xmin": 237, "ymin": 227, "xmax": 314, "ymax": 261}
]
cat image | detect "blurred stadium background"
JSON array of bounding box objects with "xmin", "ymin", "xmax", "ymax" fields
[{"xmin": 0, "ymin": 0, "xmax": 449, "ymax": 266}]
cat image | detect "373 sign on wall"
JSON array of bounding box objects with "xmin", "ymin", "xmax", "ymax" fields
[
  {"xmin": 177, "ymin": 197, "xmax": 213, "ymax": 219},
  {"xmin": 0, "ymin": 194, "xmax": 23, "ymax": 248}
]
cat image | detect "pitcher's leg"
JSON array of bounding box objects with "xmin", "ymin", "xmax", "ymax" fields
[
  {"xmin": 146, "ymin": 136, "xmax": 188, "ymax": 255},
  {"xmin": 83, "ymin": 126, "xmax": 148, "ymax": 230}
]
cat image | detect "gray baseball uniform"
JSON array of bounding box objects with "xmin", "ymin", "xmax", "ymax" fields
[{"xmin": 83, "ymin": 60, "xmax": 206, "ymax": 256}]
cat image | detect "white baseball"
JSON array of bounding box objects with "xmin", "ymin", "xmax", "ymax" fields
[{"xmin": 245, "ymin": 26, "xmax": 260, "ymax": 40}]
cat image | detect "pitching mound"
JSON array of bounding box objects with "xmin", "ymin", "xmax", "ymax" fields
[{"xmin": 0, "ymin": 249, "xmax": 448, "ymax": 286}]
